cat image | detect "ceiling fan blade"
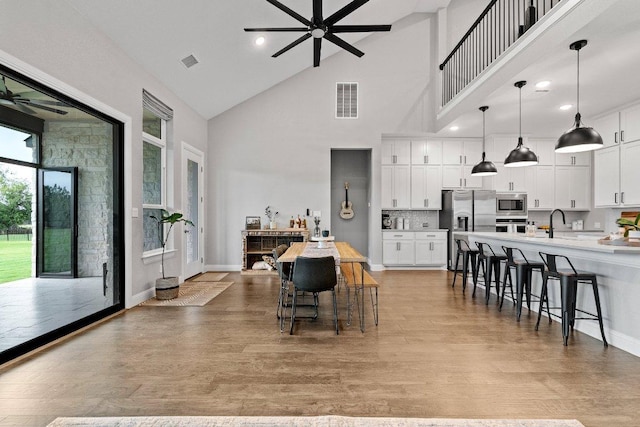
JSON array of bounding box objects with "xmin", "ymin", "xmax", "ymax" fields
[
  {"xmin": 21, "ymin": 98, "xmax": 68, "ymax": 107},
  {"xmin": 0, "ymin": 77, "xmax": 7, "ymax": 95},
  {"xmin": 330, "ymin": 24, "xmax": 391, "ymax": 33},
  {"xmin": 272, "ymin": 33, "xmax": 312, "ymax": 57},
  {"xmin": 324, "ymin": 0, "xmax": 369, "ymax": 26},
  {"xmin": 12, "ymin": 102, "xmax": 38, "ymax": 115},
  {"xmin": 313, "ymin": 0, "xmax": 323, "ymax": 22},
  {"xmin": 244, "ymin": 27, "xmax": 308, "ymax": 32},
  {"xmin": 314, "ymin": 37, "xmax": 322, "ymax": 67},
  {"xmin": 266, "ymin": 0, "xmax": 311, "ymax": 26},
  {"xmin": 323, "ymin": 33, "xmax": 364, "ymax": 57},
  {"xmin": 16, "ymin": 99, "xmax": 68, "ymax": 115}
]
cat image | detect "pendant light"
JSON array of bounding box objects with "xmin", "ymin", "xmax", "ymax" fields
[
  {"xmin": 471, "ymin": 106, "xmax": 498, "ymax": 176},
  {"xmin": 555, "ymin": 40, "xmax": 603, "ymax": 153},
  {"xmin": 504, "ymin": 80, "xmax": 538, "ymax": 167}
]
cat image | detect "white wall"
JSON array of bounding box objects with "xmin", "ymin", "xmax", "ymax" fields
[
  {"xmin": 0, "ymin": 0, "xmax": 208, "ymax": 305},
  {"xmin": 207, "ymin": 13, "xmax": 436, "ymax": 269},
  {"xmin": 445, "ymin": 0, "xmax": 490, "ymax": 52}
]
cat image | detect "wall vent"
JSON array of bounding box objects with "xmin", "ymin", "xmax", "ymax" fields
[
  {"xmin": 336, "ymin": 82, "xmax": 358, "ymax": 119},
  {"xmin": 181, "ymin": 54, "xmax": 199, "ymax": 69}
]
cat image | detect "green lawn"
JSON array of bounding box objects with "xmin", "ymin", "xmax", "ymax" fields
[{"xmin": 0, "ymin": 240, "xmax": 33, "ymax": 284}]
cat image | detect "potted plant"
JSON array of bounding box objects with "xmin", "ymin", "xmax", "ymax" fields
[
  {"xmin": 150, "ymin": 209, "xmax": 194, "ymax": 299},
  {"xmin": 616, "ymin": 213, "xmax": 640, "ymax": 238}
]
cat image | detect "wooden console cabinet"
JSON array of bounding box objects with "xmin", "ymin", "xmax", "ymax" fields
[{"xmin": 241, "ymin": 229, "xmax": 309, "ymax": 275}]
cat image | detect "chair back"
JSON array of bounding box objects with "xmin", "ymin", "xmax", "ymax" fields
[
  {"xmin": 272, "ymin": 244, "xmax": 292, "ymax": 280},
  {"xmin": 476, "ymin": 242, "xmax": 496, "ymax": 256},
  {"xmin": 539, "ymin": 252, "xmax": 577, "ymax": 274},
  {"xmin": 455, "ymin": 238, "xmax": 472, "ymax": 252},
  {"xmin": 502, "ymin": 246, "xmax": 528, "ymax": 264},
  {"xmin": 292, "ymin": 256, "xmax": 337, "ymax": 292}
]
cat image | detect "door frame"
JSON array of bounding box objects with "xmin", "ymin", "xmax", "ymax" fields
[{"xmin": 181, "ymin": 142, "xmax": 205, "ymax": 279}]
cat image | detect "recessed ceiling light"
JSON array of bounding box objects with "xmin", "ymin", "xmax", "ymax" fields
[
  {"xmin": 449, "ymin": 126, "xmax": 459, "ymax": 131},
  {"xmin": 536, "ymin": 80, "xmax": 551, "ymax": 89},
  {"xmin": 255, "ymin": 36, "xmax": 265, "ymax": 46},
  {"xmin": 559, "ymin": 104, "xmax": 573, "ymax": 111}
]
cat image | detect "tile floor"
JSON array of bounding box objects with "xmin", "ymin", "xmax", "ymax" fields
[{"xmin": 0, "ymin": 277, "xmax": 113, "ymax": 352}]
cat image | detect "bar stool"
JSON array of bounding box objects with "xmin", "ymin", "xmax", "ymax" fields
[
  {"xmin": 451, "ymin": 238, "xmax": 478, "ymax": 294},
  {"xmin": 473, "ymin": 242, "xmax": 507, "ymax": 303},
  {"xmin": 536, "ymin": 252, "xmax": 608, "ymax": 347},
  {"xmin": 501, "ymin": 246, "xmax": 545, "ymax": 321}
]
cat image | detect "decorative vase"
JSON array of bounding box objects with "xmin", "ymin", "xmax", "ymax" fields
[
  {"xmin": 156, "ymin": 277, "xmax": 179, "ymax": 300},
  {"xmin": 270, "ymin": 221, "xmax": 277, "ymax": 230}
]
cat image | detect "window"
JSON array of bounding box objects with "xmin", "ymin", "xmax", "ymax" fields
[{"xmin": 142, "ymin": 90, "xmax": 173, "ymax": 254}]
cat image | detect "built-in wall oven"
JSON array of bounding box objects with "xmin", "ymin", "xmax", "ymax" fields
[{"xmin": 496, "ymin": 193, "xmax": 527, "ymax": 217}]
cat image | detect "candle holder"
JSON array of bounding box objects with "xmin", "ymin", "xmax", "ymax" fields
[{"xmin": 313, "ymin": 216, "xmax": 321, "ymax": 237}]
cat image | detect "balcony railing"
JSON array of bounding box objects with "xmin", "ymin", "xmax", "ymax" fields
[{"xmin": 439, "ymin": 0, "xmax": 562, "ymax": 106}]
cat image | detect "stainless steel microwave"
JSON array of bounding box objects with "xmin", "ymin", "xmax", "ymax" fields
[{"xmin": 496, "ymin": 193, "xmax": 527, "ymax": 217}]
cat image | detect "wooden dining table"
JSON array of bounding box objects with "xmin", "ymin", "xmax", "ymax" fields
[{"xmin": 277, "ymin": 241, "xmax": 368, "ymax": 332}]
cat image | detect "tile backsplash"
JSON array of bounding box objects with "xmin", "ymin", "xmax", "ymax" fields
[{"xmin": 382, "ymin": 210, "xmax": 439, "ymax": 230}]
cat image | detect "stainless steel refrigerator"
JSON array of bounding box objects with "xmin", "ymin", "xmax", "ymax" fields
[{"xmin": 439, "ymin": 190, "xmax": 496, "ymax": 270}]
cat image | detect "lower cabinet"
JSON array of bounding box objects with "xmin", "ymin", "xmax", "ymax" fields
[
  {"xmin": 382, "ymin": 232, "xmax": 415, "ymax": 265},
  {"xmin": 382, "ymin": 231, "xmax": 446, "ymax": 266}
]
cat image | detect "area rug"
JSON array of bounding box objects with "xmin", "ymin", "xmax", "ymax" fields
[
  {"xmin": 139, "ymin": 282, "xmax": 233, "ymax": 307},
  {"xmin": 47, "ymin": 416, "xmax": 585, "ymax": 427},
  {"xmin": 190, "ymin": 272, "xmax": 229, "ymax": 282}
]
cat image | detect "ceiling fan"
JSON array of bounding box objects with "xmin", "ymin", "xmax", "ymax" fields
[
  {"xmin": 244, "ymin": 0, "xmax": 392, "ymax": 67},
  {"xmin": 0, "ymin": 76, "xmax": 68, "ymax": 115}
]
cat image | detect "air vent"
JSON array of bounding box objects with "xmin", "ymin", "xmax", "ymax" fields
[
  {"xmin": 336, "ymin": 82, "xmax": 358, "ymax": 119},
  {"xmin": 181, "ymin": 54, "xmax": 199, "ymax": 69}
]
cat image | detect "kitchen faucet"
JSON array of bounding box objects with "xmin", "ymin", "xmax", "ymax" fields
[{"xmin": 549, "ymin": 209, "xmax": 566, "ymax": 238}]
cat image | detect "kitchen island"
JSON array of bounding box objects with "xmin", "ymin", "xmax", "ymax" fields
[{"xmin": 455, "ymin": 231, "xmax": 640, "ymax": 357}]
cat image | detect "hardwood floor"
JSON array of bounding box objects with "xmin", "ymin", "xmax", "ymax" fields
[{"xmin": 1, "ymin": 270, "xmax": 639, "ymax": 427}]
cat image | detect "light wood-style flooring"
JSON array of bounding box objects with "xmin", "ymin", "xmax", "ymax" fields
[{"xmin": 1, "ymin": 270, "xmax": 639, "ymax": 427}]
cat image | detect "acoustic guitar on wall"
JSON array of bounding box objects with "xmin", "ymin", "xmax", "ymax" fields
[{"xmin": 339, "ymin": 182, "xmax": 355, "ymax": 220}]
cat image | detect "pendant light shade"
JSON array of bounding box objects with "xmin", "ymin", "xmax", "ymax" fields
[
  {"xmin": 505, "ymin": 80, "xmax": 538, "ymax": 168},
  {"xmin": 555, "ymin": 40, "xmax": 603, "ymax": 153},
  {"xmin": 471, "ymin": 106, "xmax": 498, "ymax": 176}
]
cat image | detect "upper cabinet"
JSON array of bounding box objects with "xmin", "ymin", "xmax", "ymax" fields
[
  {"xmin": 411, "ymin": 140, "xmax": 442, "ymax": 165},
  {"xmin": 527, "ymin": 138, "xmax": 556, "ymax": 166},
  {"xmin": 442, "ymin": 139, "xmax": 482, "ymax": 165},
  {"xmin": 555, "ymin": 151, "xmax": 591, "ymax": 166},
  {"xmin": 592, "ymin": 104, "xmax": 640, "ymax": 148},
  {"xmin": 382, "ymin": 140, "xmax": 411, "ymax": 165}
]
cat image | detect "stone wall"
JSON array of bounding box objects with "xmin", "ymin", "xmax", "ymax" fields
[{"xmin": 42, "ymin": 120, "xmax": 114, "ymax": 277}]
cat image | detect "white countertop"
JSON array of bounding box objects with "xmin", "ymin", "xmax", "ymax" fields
[
  {"xmin": 455, "ymin": 231, "xmax": 640, "ymax": 254},
  {"xmin": 382, "ymin": 229, "xmax": 448, "ymax": 232}
]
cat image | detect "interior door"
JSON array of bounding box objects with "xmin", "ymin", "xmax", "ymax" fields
[
  {"xmin": 182, "ymin": 144, "xmax": 204, "ymax": 279},
  {"xmin": 37, "ymin": 167, "xmax": 78, "ymax": 277}
]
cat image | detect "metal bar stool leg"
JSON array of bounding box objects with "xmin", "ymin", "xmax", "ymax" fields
[
  {"xmin": 560, "ymin": 276, "xmax": 575, "ymax": 346},
  {"xmin": 535, "ymin": 273, "xmax": 548, "ymax": 331},
  {"xmin": 591, "ymin": 276, "xmax": 608, "ymax": 347},
  {"xmin": 452, "ymin": 250, "xmax": 461, "ymax": 288}
]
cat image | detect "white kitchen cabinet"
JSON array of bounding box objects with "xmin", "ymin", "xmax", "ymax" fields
[
  {"xmin": 442, "ymin": 140, "xmax": 482, "ymax": 165},
  {"xmin": 486, "ymin": 136, "xmax": 520, "ymax": 163},
  {"xmin": 382, "ymin": 232, "xmax": 415, "ymax": 265},
  {"xmin": 411, "ymin": 165, "xmax": 442, "ymax": 209},
  {"xmin": 490, "ymin": 162, "xmax": 526, "ymax": 192},
  {"xmin": 620, "ymin": 104, "xmax": 640, "ymax": 143},
  {"xmin": 382, "ymin": 140, "xmax": 411, "ymax": 165},
  {"xmin": 381, "ymin": 165, "xmax": 410, "ymax": 209},
  {"xmin": 593, "ymin": 139, "xmax": 640, "ymax": 208},
  {"xmin": 593, "ymin": 112, "xmax": 621, "ymax": 147},
  {"xmin": 526, "ymin": 165, "xmax": 555, "ymax": 210},
  {"xmin": 594, "ymin": 146, "xmax": 620, "ymax": 207},
  {"xmin": 411, "ymin": 140, "xmax": 442, "ymax": 165},
  {"xmin": 442, "ymin": 165, "xmax": 483, "ymax": 189},
  {"xmin": 555, "ymin": 166, "xmax": 590, "ymax": 210},
  {"xmin": 620, "ymin": 140, "xmax": 640, "ymax": 205},
  {"xmin": 527, "ymin": 138, "xmax": 556, "ymax": 166},
  {"xmin": 415, "ymin": 232, "xmax": 447, "ymax": 265},
  {"xmin": 555, "ymin": 151, "xmax": 591, "ymax": 166}
]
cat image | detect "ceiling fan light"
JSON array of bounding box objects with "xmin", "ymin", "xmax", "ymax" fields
[{"xmin": 311, "ymin": 28, "xmax": 325, "ymax": 38}]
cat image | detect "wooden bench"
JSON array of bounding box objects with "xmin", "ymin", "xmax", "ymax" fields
[{"xmin": 339, "ymin": 263, "xmax": 379, "ymax": 326}]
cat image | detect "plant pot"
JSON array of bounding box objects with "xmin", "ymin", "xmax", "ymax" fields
[
  {"xmin": 156, "ymin": 277, "xmax": 179, "ymax": 300},
  {"xmin": 270, "ymin": 221, "xmax": 277, "ymax": 230},
  {"xmin": 628, "ymin": 230, "xmax": 640, "ymax": 239}
]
